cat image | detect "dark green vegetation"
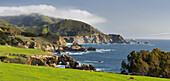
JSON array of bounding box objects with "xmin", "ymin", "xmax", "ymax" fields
[
  {"xmin": 0, "ymin": 14, "xmax": 103, "ymax": 36},
  {"xmin": 0, "ymin": 63, "xmax": 169, "ymax": 81},
  {"xmin": 0, "ymin": 19, "xmax": 23, "ymax": 32},
  {"xmin": 121, "ymin": 48, "xmax": 170, "ymax": 78},
  {"xmin": 0, "ymin": 27, "xmax": 25, "ymax": 46}
]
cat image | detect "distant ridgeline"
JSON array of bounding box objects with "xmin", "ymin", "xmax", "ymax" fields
[{"xmin": 0, "ymin": 13, "xmax": 128, "ymax": 44}]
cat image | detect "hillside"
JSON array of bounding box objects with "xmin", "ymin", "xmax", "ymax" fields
[
  {"xmin": 0, "ymin": 19, "xmax": 23, "ymax": 32},
  {"xmin": 49, "ymin": 19, "xmax": 103, "ymax": 36},
  {"xmin": 0, "ymin": 14, "xmax": 102, "ymax": 36},
  {"xmin": 0, "ymin": 13, "xmax": 62, "ymax": 27},
  {"xmin": 0, "ymin": 63, "xmax": 168, "ymax": 81},
  {"xmin": 0, "ymin": 13, "xmax": 63, "ymax": 34},
  {"xmin": 0, "ymin": 21, "xmax": 67, "ymax": 51},
  {"xmin": 0, "ymin": 14, "xmax": 128, "ymax": 44}
]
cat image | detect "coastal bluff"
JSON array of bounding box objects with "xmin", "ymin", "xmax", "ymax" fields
[{"xmin": 63, "ymin": 34, "xmax": 129, "ymax": 44}]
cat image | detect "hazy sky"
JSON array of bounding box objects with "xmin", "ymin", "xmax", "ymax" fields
[{"xmin": 0, "ymin": 0, "xmax": 170, "ymax": 39}]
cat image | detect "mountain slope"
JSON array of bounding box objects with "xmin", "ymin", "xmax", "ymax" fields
[
  {"xmin": 0, "ymin": 18, "xmax": 67, "ymax": 51},
  {"xmin": 0, "ymin": 14, "xmax": 102, "ymax": 36},
  {"xmin": 50, "ymin": 19, "xmax": 103, "ymax": 36},
  {"xmin": 0, "ymin": 14, "xmax": 128, "ymax": 44},
  {"xmin": 0, "ymin": 19, "xmax": 23, "ymax": 32},
  {"xmin": 0, "ymin": 14, "xmax": 63, "ymax": 34},
  {"xmin": 0, "ymin": 13, "xmax": 63, "ymax": 27}
]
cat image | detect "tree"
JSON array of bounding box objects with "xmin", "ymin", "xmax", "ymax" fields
[
  {"xmin": 120, "ymin": 60, "xmax": 127, "ymax": 74},
  {"xmin": 121, "ymin": 48, "xmax": 170, "ymax": 78}
]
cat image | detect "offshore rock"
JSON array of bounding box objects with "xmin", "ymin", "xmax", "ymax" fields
[{"xmin": 87, "ymin": 47, "xmax": 97, "ymax": 51}]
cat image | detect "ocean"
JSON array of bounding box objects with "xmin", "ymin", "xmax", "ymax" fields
[{"xmin": 55, "ymin": 39, "xmax": 170, "ymax": 73}]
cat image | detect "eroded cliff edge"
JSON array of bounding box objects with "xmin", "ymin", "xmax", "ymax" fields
[{"xmin": 63, "ymin": 34, "xmax": 128, "ymax": 44}]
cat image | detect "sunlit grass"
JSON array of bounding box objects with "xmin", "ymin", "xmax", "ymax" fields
[
  {"xmin": 0, "ymin": 63, "xmax": 169, "ymax": 81},
  {"xmin": 0, "ymin": 45, "xmax": 50, "ymax": 55}
]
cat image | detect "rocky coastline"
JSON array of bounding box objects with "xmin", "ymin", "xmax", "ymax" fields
[
  {"xmin": 63, "ymin": 34, "xmax": 129, "ymax": 44},
  {"xmin": 1, "ymin": 53, "xmax": 96, "ymax": 71}
]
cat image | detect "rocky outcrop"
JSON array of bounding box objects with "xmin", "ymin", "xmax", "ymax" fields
[
  {"xmin": 56, "ymin": 36, "xmax": 67, "ymax": 46},
  {"xmin": 28, "ymin": 55, "xmax": 59, "ymax": 67},
  {"xmin": 87, "ymin": 47, "xmax": 97, "ymax": 51},
  {"xmin": 29, "ymin": 54, "xmax": 96, "ymax": 71},
  {"xmin": 59, "ymin": 54, "xmax": 96, "ymax": 71},
  {"xmin": 62, "ymin": 43, "xmax": 86, "ymax": 52},
  {"xmin": 1, "ymin": 54, "xmax": 96, "ymax": 71},
  {"xmin": 59, "ymin": 54, "xmax": 79, "ymax": 68},
  {"xmin": 24, "ymin": 41, "xmax": 66, "ymax": 52},
  {"xmin": 63, "ymin": 34, "xmax": 129, "ymax": 44},
  {"xmin": 108, "ymin": 34, "xmax": 129, "ymax": 44},
  {"xmin": 76, "ymin": 64, "xmax": 96, "ymax": 71}
]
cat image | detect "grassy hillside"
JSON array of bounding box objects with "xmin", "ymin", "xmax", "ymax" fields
[
  {"xmin": 0, "ymin": 19, "xmax": 23, "ymax": 32},
  {"xmin": 0, "ymin": 45, "xmax": 50, "ymax": 55},
  {"xmin": 0, "ymin": 63, "xmax": 168, "ymax": 81},
  {"xmin": 0, "ymin": 14, "xmax": 62, "ymax": 27},
  {"xmin": 0, "ymin": 14, "xmax": 63, "ymax": 34},
  {"xmin": 0, "ymin": 14, "xmax": 103, "ymax": 36},
  {"xmin": 50, "ymin": 20, "xmax": 103, "ymax": 36}
]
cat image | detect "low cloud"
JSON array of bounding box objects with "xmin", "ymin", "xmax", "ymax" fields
[
  {"xmin": 137, "ymin": 33, "xmax": 170, "ymax": 39},
  {"xmin": 150, "ymin": 33, "xmax": 170, "ymax": 36},
  {"xmin": 0, "ymin": 4, "xmax": 107, "ymax": 25}
]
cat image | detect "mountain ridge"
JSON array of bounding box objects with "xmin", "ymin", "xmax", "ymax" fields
[{"xmin": 0, "ymin": 13, "xmax": 129, "ymax": 44}]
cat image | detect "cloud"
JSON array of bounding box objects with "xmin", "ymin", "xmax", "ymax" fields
[
  {"xmin": 150, "ymin": 33, "xmax": 170, "ymax": 36},
  {"xmin": 0, "ymin": 4, "xmax": 107, "ymax": 25},
  {"xmin": 135, "ymin": 33, "xmax": 170, "ymax": 39}
]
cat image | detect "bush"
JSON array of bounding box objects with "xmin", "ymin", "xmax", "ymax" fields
[
  {"xmin": 31, "ymin": 38, "xmax": 35, "ymax": 41},
  {"xmin": 0, "ymin": 39, "xmax": 6, "ymax": 45},
  {"xmin": 21, "ymin": 32, "xmax": 37, "ymax": 37},
  {"xmin": 0, "ymin": 56, "xmax": 7, "ymax": 61}
]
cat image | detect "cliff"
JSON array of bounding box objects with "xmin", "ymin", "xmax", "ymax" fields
[{"xmin": 63, "ymin": 34, "xmax": 128, "ymax": 44}]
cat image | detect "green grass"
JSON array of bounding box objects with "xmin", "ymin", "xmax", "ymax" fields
[
  {"xmin": 0, "ymin": 63, "xmax": 169, "ymax": 81},
  {"xmin": 0, "ymin": 45, "xmax": 50, "ymax": 55},
  {"xmin": 0, "ymin": 55, "xmax": 19, "ymax": 58},
  {"xmin": 15, "ymin": 35, "xmax": 52, "ymax": 46}
]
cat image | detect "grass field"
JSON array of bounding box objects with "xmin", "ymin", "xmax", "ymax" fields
[
  {"xmin": 0, "ymin": 45, "xmax": 50, "ymax": 55},
  {"xmin": 0, "ymin": 55, "xmax": 19, "ymax": 58},
  {"xmin": 0, "ymin": 63, "xmax": 169, "ymax": 81}
]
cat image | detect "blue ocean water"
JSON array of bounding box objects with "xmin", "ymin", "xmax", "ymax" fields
[{"xmin": 60, "ymin": 39, "xmax": 170, "ymax": 73}]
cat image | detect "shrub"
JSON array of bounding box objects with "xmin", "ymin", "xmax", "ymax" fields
[
  {"xmin": 0, "ymin": 56, "xmax": 7, "ymax": 61},
  {"xmin": 21, "ymin": 32, "xmax": 37, "ymax": 37},
  {"xmin": 0, "ymin": 39, "xmax": 6, "ymax": 45}
]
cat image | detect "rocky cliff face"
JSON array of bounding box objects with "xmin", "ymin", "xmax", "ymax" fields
[
  {"xmin": 63, "ymin": 34, "xmax": 129, "ymax": 44},
  {"xmin": 108, "ymin": 34, "xmax": 128, "ymax": 43}
]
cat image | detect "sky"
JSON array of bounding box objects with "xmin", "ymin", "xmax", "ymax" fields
[{"xmin": 0, "ymin": 0, "xmax": 170, "ymax": 39}]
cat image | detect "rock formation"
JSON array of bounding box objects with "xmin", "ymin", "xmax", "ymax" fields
[
  {"xmin": 87, "ymin": 47, "xmax": 97, "ymax": 51},
  {"xmin": 62, "ymin": 43, "xmax": 87, "ymax": 52},
  {"xmin": 1, "ymin": 53, "xmax": 96, "ymax": 71},
  {"xmin": 63, "ymin": 34, "xmax": 129, "ymax": 44}
]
